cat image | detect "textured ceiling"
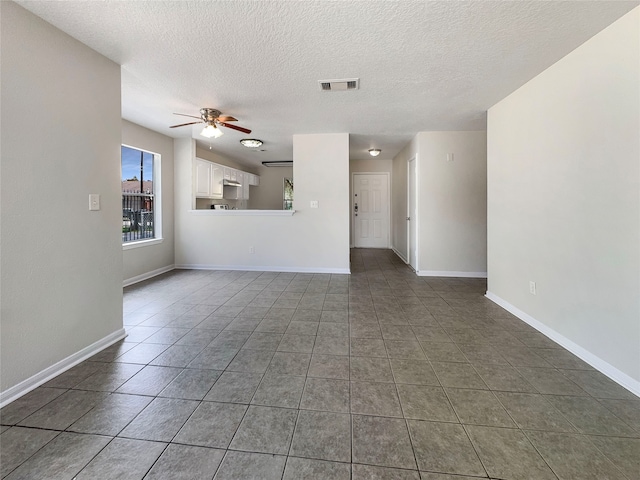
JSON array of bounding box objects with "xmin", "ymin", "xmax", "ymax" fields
[{"xmin": 16, "ymin": 0, "xmax": 638, "ymax": 167}]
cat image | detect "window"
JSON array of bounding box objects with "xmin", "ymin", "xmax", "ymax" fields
[
  {"xmin": 121, "ymin": 145, "xmax": 161, "ymax": 244},
  {"xmin": 283, "ymin": 177, "xmax": 293, "ymax": 210}
]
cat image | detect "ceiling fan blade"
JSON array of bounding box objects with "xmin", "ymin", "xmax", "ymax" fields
[
  {"xmin": 219, "ymin": 122, "xmax": 251, "ymax": 134},
  {"xmin": 218, "ymin": 116, "xmax": 238, "ymax": 122},
  {"xmin": 173, "ymin": 113, "xmax": 202, "ymax": 120},
  {"xmin": 170, "ymin": 121, "xmax": 202, "ymax": 128}
]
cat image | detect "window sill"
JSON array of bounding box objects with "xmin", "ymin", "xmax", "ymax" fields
[
  {"xmin": 188, "ymin": 210, "xmax": 295, "ymax": 216},
  {"xmin": 123, "ymin": 238, "xmax": 163, "ymax": 250}
]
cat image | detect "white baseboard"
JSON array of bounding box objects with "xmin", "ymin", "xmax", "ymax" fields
[
  {"xmin": 123, "ymin": 265, "xmax": 175, "ymax": 287},
  {"xmin": 0, "ymin": 328, "xmax": 127, "ymax": 408},
  {"xmin": 391, "ymin": 246, "xmax": 409, "ymax": 264},
  {"xmin": 175, "ymin": 264, "xmax": 351, "ymax": 275},
  {"xmin": 418, "ymin": 270, "xmax": 488, "ymax": 278},
  {"xmin": 485, "ymin": 291, "xmax": 640, "ymax": 397}
]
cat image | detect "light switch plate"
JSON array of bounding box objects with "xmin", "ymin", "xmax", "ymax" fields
[
  {"xmin": 89, "ymin": 194, "xmax": 100, "ymax": 211},
  {"xmin": 310, "ymin": 200, "xmax": 319, "ymax": 208}
]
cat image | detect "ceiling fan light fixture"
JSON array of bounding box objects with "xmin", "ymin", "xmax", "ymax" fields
[
  {"xmin": 201, "ymin": 124, "xmax": 223, "ymax": 138},
  {"xmin": 240, "ymin": 138, "xmax": 263, "ymax": 148},
  {"xmin": 368, "ymin": 149, "xmax": 381, "ymax": 157}
]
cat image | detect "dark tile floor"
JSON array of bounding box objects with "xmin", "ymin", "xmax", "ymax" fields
[{"xmin": 1, "ymin": 249, "xmax": 638, "ymax": 479}]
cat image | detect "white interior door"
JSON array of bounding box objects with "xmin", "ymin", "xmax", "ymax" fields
[
  {"xmin": 353, "ymin": 173, "xmax": 389, "ymax": 248},
  {"xmin": 408, "ymin": 158, "xmax": 417, "ymax": 270}
]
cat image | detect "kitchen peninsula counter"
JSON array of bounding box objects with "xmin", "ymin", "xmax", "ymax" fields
[{"xmin": 189, "ymin": 209, "xmax": 295, "ymax": 216}]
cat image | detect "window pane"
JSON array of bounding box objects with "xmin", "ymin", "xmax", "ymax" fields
[
  {"xmin": 283, "ymin": 177, "xmax": 293, "ymax": 210},
  {"xmin": 122, "ymin": 146, "xmax": 157, "ymax": 243}
]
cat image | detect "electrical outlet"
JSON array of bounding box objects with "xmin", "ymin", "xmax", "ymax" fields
[
  {"xmin": 249, "ymin": 246, "xmax": 255, "ymax": 254},
  {"xmin": 310, "ymin": 200, "xmax": 319, "ymax": 209},
  {"xmin": 529, "ymin": 281, "xmax": 536, "ymax": 295}
]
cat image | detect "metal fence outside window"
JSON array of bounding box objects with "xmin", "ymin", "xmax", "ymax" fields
[{"xmin": 122, "ymin": 192, "xmax": 154, "ymax": 243}]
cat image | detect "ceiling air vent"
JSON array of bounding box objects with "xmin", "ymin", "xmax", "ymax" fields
[{"xmin": 318, "ymin": 78, "xmax": 359, "ymax": 91}]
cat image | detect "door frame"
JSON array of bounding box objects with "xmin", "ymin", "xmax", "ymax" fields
[
  {"xmin": 407, "ymin": 157, "xmax": 418, "ymax": 272},
  {"xmin": 351, "ymin": 172, "xmax": 391, "ymax": 249}
]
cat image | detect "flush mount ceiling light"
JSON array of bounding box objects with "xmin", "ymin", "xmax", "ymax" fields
[
  {"xmin": 368, "ymin": 149, "xmax": 381, "ymax": 157},
  {"xmin": 240, "ymin": 138, "xmax": 263, "ymax": 148},
  {"xmin": 201, "ymin": 124, "xmax": 223, "ymax": 138}
]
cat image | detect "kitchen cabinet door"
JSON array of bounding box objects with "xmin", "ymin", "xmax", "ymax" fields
[
  {"xmin": 237, "ymin": 172, "xmax": 247, "ymax": 200},
  {"xmin": 242, "ymin": 174, "xmax": 250, "ymax": 199},
  {"xmin": 248, "ymin": 174, "xmax": 260, "ymax": 186},
  {"xmin": 195, "ymin": 159, "xmax": 212, "ymax": 197},
  {"xmin": 211, "ymin": 164, "xmax": 224, "ymax": 198}
]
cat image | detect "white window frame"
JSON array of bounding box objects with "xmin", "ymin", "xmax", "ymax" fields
[{"xmin": 121, "ymin": 144, "xmax": 162, "ymax": 249}]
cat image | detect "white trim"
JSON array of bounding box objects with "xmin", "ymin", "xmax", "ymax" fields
[
  {"xmin": 121, "ymin": 143, "xmax": 163, "ymax": 249},
  {"xmin": 188, "ymin": 209, "xmax": 295, "ymax": 216},
  {"xmin": 407, "ymin": 156, "xmax": 418, "ymax": 272},
  {"xmin": 417, "ymin": 270, "xmax": 487, "ymax": 278},
  {"xmin": 122, "ymin": 238, "xmax": 164, "ymax": 250},
  {"xmin": 352, "ymin": 172, "xmax": 391, "ymax": 249},
  {"xmin": 176, "ymin": 264, "xmax": 350, "ymax": 274},
  {"xmin": 0, "ymin": 328, "xmax": 127, "ymax": 408},
  {"xmin": 485, "ymin": 291, "xmax": 640, "ymax": 397},
  {"xmin": 123, "ymin": 264, "xmax": 175, "ymax": 287},
  {"xmin": 392, "ymin": 246, "xmax": 409, "ymax": 264},
  {"xmin": 153, "ymin": 151, "xmax": 163, "ymax": 240}
]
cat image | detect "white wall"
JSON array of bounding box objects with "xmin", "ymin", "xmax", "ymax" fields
[
  {"xmin": 1, "ymin": 3, "xmax": 123, "ymax": 396},
  {"xmin": 417, "ymin": 131, "xmax": 487, "ymax": 276},
  {"xmin": 487, "ymin": 8, "xmax": 640, "ymax": 391},
  {"xmin": 350, "ymin": 158, "xmax": 393, "ymax": 174},
  {"xmin": 391, "ymin": 139, "xmax": 417, "ymax": 262},
  {"xmin": 122, "ymin": 120, "xmax": 175, "ymax": 284},
  {"xmin": 174, "ymin": 134, "xmax": 350, "ymax": 272},
  {"xmin": 248, "ymin": 165, "xmax": 293, "ymax": 210}
]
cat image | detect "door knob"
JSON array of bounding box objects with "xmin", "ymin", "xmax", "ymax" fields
[{"xmin": 406, "ymin": 217, "xmax": 410, "ymax": 221}]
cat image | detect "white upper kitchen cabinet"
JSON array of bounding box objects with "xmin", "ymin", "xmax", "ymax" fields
[
  {"xmin": 211, "ymin": 163, "xmax": 224, "ymax": 198},
  {"xmin": 243, "ymin": 176, "xmax": 250, "ymax": 199},
  {"xmin": 195, "ymin": 158, "xmax": 223, "ymax": 199},
  {"xmin": 194, "ymin": 158, "xmax": 258, "ymax": 202},
  {"xmin": 242, "ymin": 173, "xmax": 250, "ymax": 200},
  {"xmin": 224, "ymin": 172, "xmax": 242, "ymax": 200},
  {"xmin": 195, "ymin": 158, "xmax": 212, "ymax": 197},
  {"xmin": 248, "ymin": 174, "xmax": 260, "ymax": 186},
  {"xmin": 226, "ymin": 168, "xmax": 237, "ymax": 182}
]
